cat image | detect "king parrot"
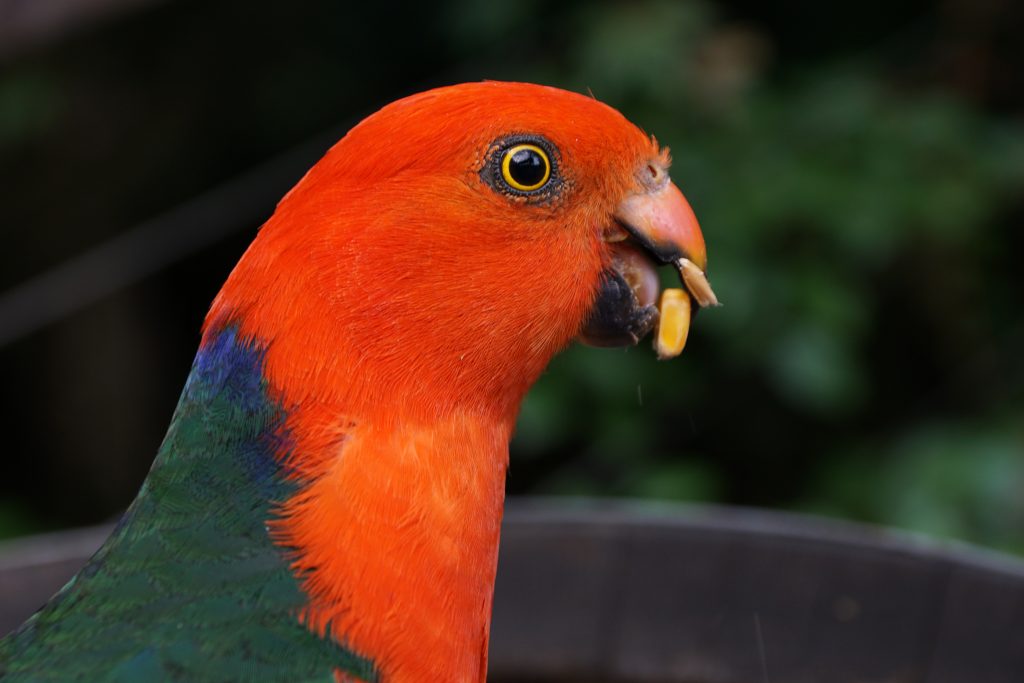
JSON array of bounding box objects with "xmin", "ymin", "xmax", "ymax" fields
[{"xmin": 0, "ymin": 81, "xmax": 717, "ymax": 682}]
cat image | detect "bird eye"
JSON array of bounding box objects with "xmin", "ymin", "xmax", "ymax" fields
[
  {"xmin": 500, "ymin": 144, "xmax": 551, "ymax": 192},
  {"xmin": 480, "ymin": 136, "xmax": 560, "ymax": 201}
]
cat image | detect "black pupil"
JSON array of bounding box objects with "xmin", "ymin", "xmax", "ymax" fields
[{"xmin": 509, "ymin": 148, "xmax": 546, "ymax": 187}]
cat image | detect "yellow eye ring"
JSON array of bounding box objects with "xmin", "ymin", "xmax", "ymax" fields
[{"xmin": 500, "ymin": 143, "xmax": 551, "ymax": 192}]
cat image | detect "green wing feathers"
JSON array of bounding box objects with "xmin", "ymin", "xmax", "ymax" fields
[{"xmin": 0, "ymin": 327, "xmax": 376, "ymax": 682}]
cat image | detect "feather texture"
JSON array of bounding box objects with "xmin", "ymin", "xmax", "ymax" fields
[
  {"xmin": 1, "ymin": 82, "xmax": 707, "ymax": 682},
  {"xmin": 0, "ymin": 328, "xmax": 376, "ymax": 682}
]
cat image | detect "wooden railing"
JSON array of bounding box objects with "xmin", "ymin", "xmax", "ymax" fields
[{"xmin": 3, "ymin": 498, "xmax": 1023, "ymax": 682}]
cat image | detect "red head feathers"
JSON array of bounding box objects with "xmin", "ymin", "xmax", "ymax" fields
[{"xmin": 205, "ymin": 81, "xmax": 715, "ymax": 682}]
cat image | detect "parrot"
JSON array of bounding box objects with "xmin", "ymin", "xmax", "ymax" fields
[{"xmin": 0, "ymin": 81, "xmax": 716, "ymax": 682}]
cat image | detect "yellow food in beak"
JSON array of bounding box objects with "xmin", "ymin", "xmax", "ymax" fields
[{"xmin": 655, "ymin": 288, "xmax": 692, "ymax": 360}]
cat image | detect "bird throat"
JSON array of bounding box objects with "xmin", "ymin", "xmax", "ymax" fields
[{"xmin": 273, "ymin": 409, "xmax": 509, "ymax": 683}]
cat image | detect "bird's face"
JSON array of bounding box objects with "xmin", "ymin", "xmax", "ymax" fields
[{"xmin": 214, "ymin": 82, "xmax": 716, "ymax": 418}]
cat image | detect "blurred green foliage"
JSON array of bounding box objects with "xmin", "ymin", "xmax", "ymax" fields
[
  {"xmin": 500, "ymin": 0, "xmax": 1024, "ymax": 553},
  {"xmin": 805, "ymin": 420, "xmax": 1024, "ymax": 554},
  {"xmin": 1, "ymin": 0, "xmax": 1022, "ymax": 554}
]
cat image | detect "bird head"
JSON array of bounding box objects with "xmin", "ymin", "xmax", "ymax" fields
[{"xmin": 208, "ymin": 82, "xmax": 716, "ymax": 424}]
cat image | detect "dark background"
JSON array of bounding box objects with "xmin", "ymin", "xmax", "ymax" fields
[{"xmin": 1, "ymin": 0, "xmax": 1022, "ymax": 553}]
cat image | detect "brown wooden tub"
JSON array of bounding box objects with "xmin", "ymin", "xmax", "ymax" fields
[{"xmin": 2, "ymin": 498, "xmax": 1023, "ymax": 682}]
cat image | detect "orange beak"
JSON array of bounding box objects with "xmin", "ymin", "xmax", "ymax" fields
[
  {"xmin": 615, "ymin": 181, "xmax": 707, "ymax": 272},
  {"xmin": 579, "ymin": 179, "xmax": 718, "ymax": 353},
  {"xmin": 614, "ymin": 181, "xmax": 718, "ymax": 308}
]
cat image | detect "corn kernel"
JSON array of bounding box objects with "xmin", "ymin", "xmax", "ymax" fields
[{"xmin": 655, "ymin": 288, "xmax": 692, "ymax": 360}]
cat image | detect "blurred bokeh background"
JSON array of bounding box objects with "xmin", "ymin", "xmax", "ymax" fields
[{"xmin": 1, "ymin": 0, "xmax": 1022, "ymax": 553}]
